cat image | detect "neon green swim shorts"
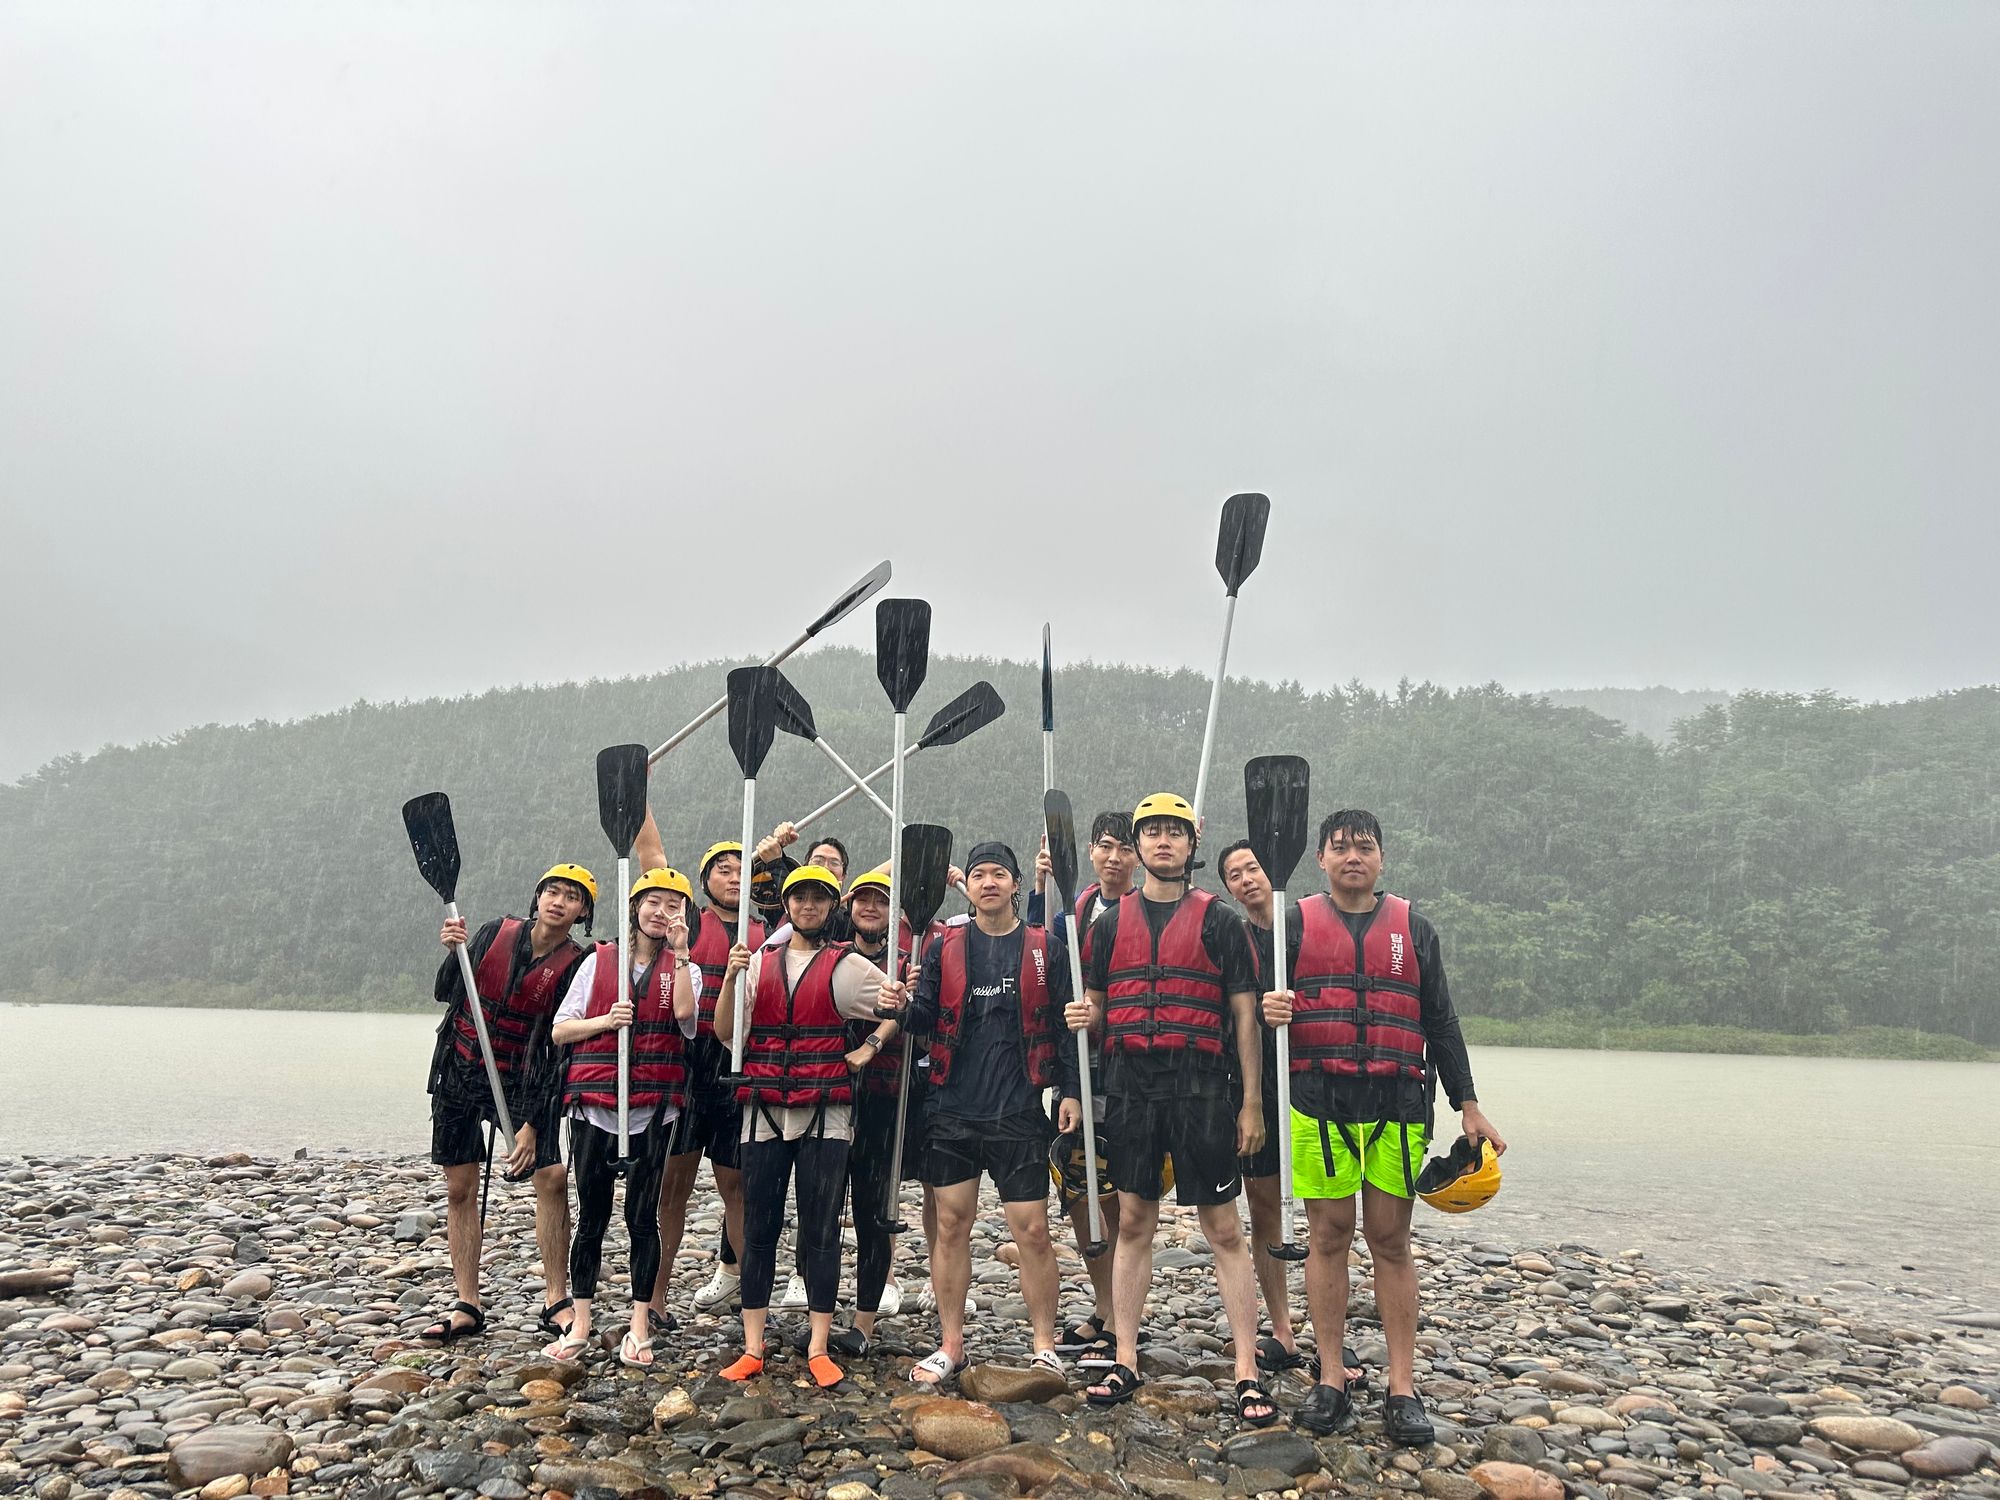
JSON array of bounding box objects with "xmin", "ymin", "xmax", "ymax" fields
[{"xmin": 1289, "ymin": 1112, "xmax": 1429, "ymax": 1200}]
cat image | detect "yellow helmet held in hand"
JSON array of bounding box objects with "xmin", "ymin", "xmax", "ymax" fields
[
  {"xmin": 699, "ymin": 841, "xmax": 744, "ymax": 878},
  {"xmin": 538, "ymin": 863, "xmax": 599, "ymax": 904},
  {"xmin": 630, "ymin": 867, "xmax": 694, "ymax": 902},
  {"xmin": 1416, "ymin": 1136, "xmax": 1502, "ymax": 1213},
  {"xmin": 846, "ymin": 871, "xmax": 892, "ymax": 900},
  {"xmin": 783, "ymin": 864, "xmax": 842, "ymax": 900},
  {"xmin": 1132, "ymin": 792, "xmax": 1197, "ymax": 836}
]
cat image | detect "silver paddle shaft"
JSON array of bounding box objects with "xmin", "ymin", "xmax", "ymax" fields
[
  {"xmin": 730, "ymin": 778, "xmax": 758, "ymax": 1073},
  {"xmin": 616, "ymin": 856, "xmax": 631, "ymax": 1158},
  {"xmin": 1273, "ymin": 894, "xmax": 1298, "ymax": 1247},
  {"xmin": 444, "ymin": 901, "xmax": 517, "ymax": 1147},
  {"xmin": 1190, "ymin": 593, "xmax": 1238, "ymax": 830}
]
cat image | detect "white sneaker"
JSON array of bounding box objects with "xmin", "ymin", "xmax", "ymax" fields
[
  {"xmin": 692, "ymin": 1265, "xmax": 740, "ymax": 1314},
  {"xmin": 779, "ymin": 1272, "xmax": 808, "ymax": 1310},
  {"xmin": 911, "ymin": 1282, "xmax": 975, "ymax": 1317},
  {"xmin": 877, "ymin": 1276, "xmax": 903, "ymax": 1318}
]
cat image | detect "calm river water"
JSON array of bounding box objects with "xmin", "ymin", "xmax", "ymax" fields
[{"xmin": 2, "ymin": 1005, "xmax": 1993, "ymax": 1312}]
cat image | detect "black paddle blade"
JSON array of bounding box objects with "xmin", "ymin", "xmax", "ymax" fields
[
  {"xmin": 1216, "ymin": 491, "xmax": 1271, "ymax": 597},
  {"xmin": 1269, "ymin": 1240, "xmax": 1309, "ymax": 1262},
  {"xmin": 806, "ymin": 559, "xmax": 891, "ymax": 637},
  {"xmin": 898, "ymin": 823, "xmax": 954, "ymax": 931},
  {"xmin": 1040, "ymin": 624, "xmax": 1054, "ymax": 733},
  {"xmin": 1043, "ymin": 789, "xmax": 1081, "ymax": 911},
  {"xmin": 402, "ymin": 792, "xmax": 462, "ymax": 903},
  {"xmin": 769, "ymin": 669, "xmax": 816, "ymax": 742},
  {"xmin": 595, "ymin": 744, "xmax": 650, "ymax": 857},
  {"xmin": 918, "ymin": 681, "xmax": 1005, "ymax": 749},
  {"xmin": 726, "ymin": 666, "xmax": 783, "ymax": 779},
  {"xmin": 1244, "ymin": 754, "xmax": 1311, "ymax": 890},
  {"xmin": 875, "ymin": 598, "xmax": 932, "ymax": 712}
]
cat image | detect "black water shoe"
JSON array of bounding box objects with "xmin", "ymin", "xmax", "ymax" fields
[{"xmin": 1382, "ymin": 1393, "xmax": 1435, "ymax": 1447}]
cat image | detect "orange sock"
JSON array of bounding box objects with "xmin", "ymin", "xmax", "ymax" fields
[
  {"xmin": 808, "ymin": 1353, "xmax": 844, "ymax": 1389},
  {"xmin": 720, "ymin": 1352, "xmax": 764, "ymax": 1382}
]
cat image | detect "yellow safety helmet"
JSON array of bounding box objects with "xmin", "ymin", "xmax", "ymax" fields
[
  {"xmin": 783, "ymin": 864, "xmax": 843, "ymax": 900},
  {"xmin": 846, "ymin": 870, "xmax": 892, "ymax": 900},
  {"xmin": 538, "ymin": 863, "xmax": 599, "ymax": 905},
  {"xmin": 1416, "ymin": 1136, "xmax": 1502, "ymax": 1213},
  {"xmin": 1132, "ymin": 792, "xmax": 1197, "ymax": 836},
  {"xmin": 630, "ymin": 867, "xmax": 694, "ymax": 902},
  {"xmin": 699, "ymin": 841, "xmax": 744, "ymax": 878}
]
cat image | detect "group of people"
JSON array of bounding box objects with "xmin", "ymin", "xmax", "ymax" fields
[{"xmin": 418, "ymin": 788, "xmax": 1505, "ymax": 1444}]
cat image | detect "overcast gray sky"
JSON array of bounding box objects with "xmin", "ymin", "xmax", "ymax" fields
[{"xmin": 4, "ymin": 2, "xmax": 1995, "ymax": 782}]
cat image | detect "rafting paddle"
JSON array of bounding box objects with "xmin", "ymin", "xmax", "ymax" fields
[
  {"xmin": 792, "ymin": 681, "xmax": 1004, "ymax": 832},
  {"xmin": 648, "ymin": 560, "xmax": 890, "ymax": 765},
  {"xmin": 594, "ymin": 744, "xmax": 650, "ymax": 1174},
  {"xmin": 875, "ymin": 598, "xmax": 931, "ymax": 1052},
  {"xmin": 1245, "ymin": 753, "xmax": 1311, "ymax": 1260},
  {"xmin": 402, "ymin": 793, "xmax": 520, "ymax": 1161},
  {"xmin": 768, "ymin": 673, "xmax": 896, "ymax": 820},
  {"xmin": 726, "ymin": 667, "xmax": 785, "ymax": 1072},
  {"xmin": 1043, "ymin": 789, "xmax": 1109, "ymax": 1258},
  {"xmin": 879, "ymin": 821, "xmax": 954, "ymax": 1232},
  {"xmin": 1041, "ymin": 624, "xmax": 1055, "ymax": 795},
  {"xmin": 1190, "ymin": 492, "xmax": 1271, "ymax": 829}
]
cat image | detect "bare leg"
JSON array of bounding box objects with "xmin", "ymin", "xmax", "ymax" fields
[
  {"xmin": 442, "ymin": 1163, "xmax": 481, "ymax": 1310},
  {"xmin": 1242, "ymin": 1174, "xmax": 1296, "ymax": 1349},
  {"xmin": 1195, "ymin": 1199, "xmax": 1264, "ymax": 1384},
  {"xmin": 1107, "ymin": 1191, "xmax": 1158, "ymax": 1375},
  {"xmin": 715, "ymin": 1163, "xmax": 746, "ymax": 1265},
  {"xmin": 533, "ymin": 1160, "xmax": 571, "ymax": 1320},
  {"xmin": 919, "ymin": 1179, "xmax": 978, "ymax": 1377},
  {"xmin": 1001, "ymin": 1198, "xmax": 1060, "ymax": 1353},
  {"xmin": 650, "ymin": 1149, "xmax": 703, "ymax": 1311},
  {"xmin": 1360, "ymin": 1183, "xmax": 1418, "ymax": 1397},
  {"xmin": 1066, "ymin": 1190, "xmax": 1119, "ymax": 1329},
  {"xmin": 1303, "ymin": 1196, "xmax": 1357, "ymax": 1388}
]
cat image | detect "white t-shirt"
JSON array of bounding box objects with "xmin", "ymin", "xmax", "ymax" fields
[
  {"xmin": 557, "ymin": 949, "xmax": 701, "ymax": 1136},
  {"xmin": 737, "ymin": 943, "xmax": 885, "ymax": 1144}
]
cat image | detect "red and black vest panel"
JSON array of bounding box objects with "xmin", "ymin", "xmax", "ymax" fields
[
  {"xmin": 1073, "ymin": 883, "xmax": 1105, "ymax": 967},
  {"xmin": 847, "ymin": 919, "xmax": 926, "ymax": 1096},
  {"xmin": 459, "ymin": 918, "xmax": 583, "ymax": 1075},
  {"xmin": 1103, "ymin": 890, "xmax": 1228, "ymax": 1060},
  {"xmin": 563, "ymin": 944, "xmax": 689, "ymax": 1112},
  {"xmin": 692, "ymin": 907, "xmax": 765, "ymax": 1039},
  {"xmin": 737, "ymin": 942, "xmax": 854, "ymax": 1108},
  {"xmin": 926, "ymin": 924, "xmax": 1059, "ymax": 1089},
  {"xmin": 1289, "ymin": 894, "xmax": 1425, "ymax": 1081}
]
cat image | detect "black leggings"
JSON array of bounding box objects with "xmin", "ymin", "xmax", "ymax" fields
[
  {"xmin": 567, "ymin": 1117, "xmax": 671, "ymax": 1301},
  {"xmin": 740, "ymin": 1129, "xmax": 849, "ymax": 1314},
  {"xmin": 850, "ymin": 1092, "xmax": 899, "ymax": 1314}
]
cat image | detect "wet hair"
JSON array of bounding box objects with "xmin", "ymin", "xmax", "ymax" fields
[
  {"xmin": 807, "ymin": 837, "xmax": 849, "ymax": 874},
  {"xmin": 1318, "ymin": 809, "xmax": 1385, "ymax": 853},
  {"xmin": 1089, "ymin": 812, "xmax": 1134, "ymax": 847},
  {"xmin": 1216, "ymin": 839, "xmax": 1261, "ymax": 880}
]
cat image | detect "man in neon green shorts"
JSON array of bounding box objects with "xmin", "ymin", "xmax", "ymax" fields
[{"xmin": 1260, "ymin": 809, "xmax": 1506, "ymax": 1445}]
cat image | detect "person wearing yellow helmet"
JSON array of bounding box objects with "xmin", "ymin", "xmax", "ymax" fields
[
  {"xmin": 548, "ymin": 868, "xmax": 700, "ymax": 1368},
  {"xmin": 1257, "ymin": 809, "xmax": 1506, "ymax": 1445},
  {"xmin": 1063, "ymin": 794, "xmax": 1274, "ymax": 1425},
  {"xmin": 421, "ymin": 861, "xmax": 596, "ymax": 1347},
  {"xmin": 711, "ymin": 864, "xmax": 889, "ymax": 1392},
  {"xmin": 647, "ymin": 839, "xmax": 765, "ymax": 1330}
]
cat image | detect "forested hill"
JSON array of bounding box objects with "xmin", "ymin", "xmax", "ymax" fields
[{"xmin": 4, "ymin": 650, "xmax": 1997, "ymax": 1049}]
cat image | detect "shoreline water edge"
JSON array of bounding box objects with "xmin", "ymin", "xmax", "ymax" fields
[{"xmin": 1, "ymin": 1152, "xmax": 1995, "ymax": 1500}]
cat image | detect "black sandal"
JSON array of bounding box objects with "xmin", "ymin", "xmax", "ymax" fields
[
  {"xmin": 419, "ymin": 1300, "xmax": 485, "ymax": 1345},
  {"xmin": 538, "ymin": 1297, "xmax": 574, "ymax": 1339},
  {"xmin": 1309, "ymin": 1345, "xmax": 1369, "ymax": 1391},
  {"xmin": 1255, "ymin": 1335, "xmax": 1309, "ymax": 1375},
  {"xmin": 1057, "ymin": 1314, "xmax": 1108, "ymax": 1352},
  {"xmin": 1235, "ymin": 1378, "xmax": 1280, "ymax": 1428},
  {"xmin": 647, "ymin": 1307, "xmax": 677, "ymax": 1338},
  {"xmin": 1085, "ymin": 1363, "xmax": 1143, "ymax": 1407}
]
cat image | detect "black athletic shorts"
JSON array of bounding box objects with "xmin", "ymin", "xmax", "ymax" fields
[
  {"xmin": 667, "ymin": 1073, "xmax": 742, "ymax": 1170},
  {"xmin": 1105, "ymin": 1086, "xmax": 1241, "ymax": 1207},
  {"xmin": 430, "ymin": 1077, "xmax": 563, "ymax": 1172},
  {"xmin": 924, "ymin": 1107, "xmax": 1055, "ymax": 1203}
]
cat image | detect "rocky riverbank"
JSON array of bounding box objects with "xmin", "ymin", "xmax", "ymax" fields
[{"xmin": 1, "ymin": 1153, "xmax": 1995, "ymax": 1500}]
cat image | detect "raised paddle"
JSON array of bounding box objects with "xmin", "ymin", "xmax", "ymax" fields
[
  {"xmin": 402, "ymin": 792, "xmax": 518, "ymax": 1156},
  {"xmin": 726, "ymin": 666, "xmax": 785, "ymax": 1072},
  {"xmin": 792, "ymin": 681, "xmax": 1005, "ymax": 832},
  {"xmin": 1245, "ymin": 753, "xmax": 1311, "ymax": 1261},
  {"xmin": 1041, "ymin": 623, "xmax": 1056, "ymax": 795},
  {"xmin": 768, "ymin": 672, "xmax": 895, "ymax": 820},
  {"xmin": 1043, "ymin": 789, "xmax": 1109, "ymax": 1258},
  {"xmin": 875, "ymin": 599, "xmax": 931, "ymax": 1066},
  {"xmin": 647, "ymin": 560, "xmax": 890, "ymax": 766},
  {"xmin": 1190, "ymin": 492, "xmax": 1271, "ymax": 830},
  {"xmin": 594, "ymin": 743, "xmax": 650, "ymax": 1175},
  {"xmin": 878, "ymin": 821, "xmax": 954, "ymax": 1232}
]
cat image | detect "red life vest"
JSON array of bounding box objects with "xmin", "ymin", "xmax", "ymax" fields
[
  {"xmin": 1072, "ymin": 883, "xmax": 1106, "ymax": 966},
  {"xmin": 736, "ymin": 941, "xmax": 854, "ymax": 1109},
  {"xmin": 563, "ymin": 944, "xmax": 690, "ymax": 1112},
  {"xmin": 459, "ymin": 918, "xmax": 583, "ymax": 1075},
  {"xmin": 1103, "ymin": 890, "xmax": 1228, "ymax": 1060},
  {"xmin": 1289, "ymin": 894, "xmax": 1426, "ymax": 1081},
  {"xmin": 691, "ymin": 905, "xmax": 765, "ymax": 1039},
  {"xmin": 847, "ymin": 918, "xmax": 929, "ymax": 1097},
  {"xmin": 926, "ymin": 924, "xmax": 1059, "ymax": 1089}
]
